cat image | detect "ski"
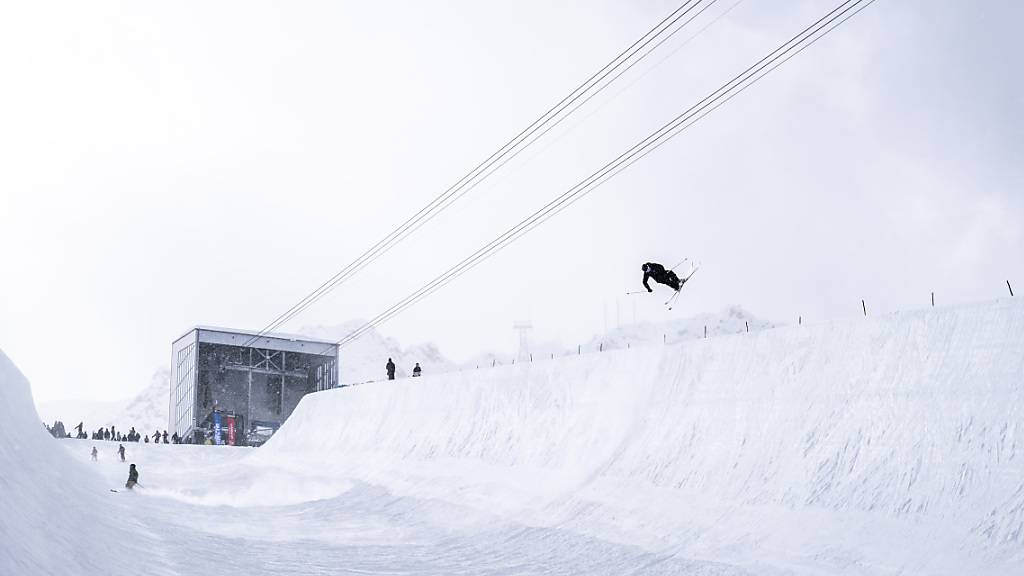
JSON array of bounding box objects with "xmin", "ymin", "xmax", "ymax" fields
[{"xmin": 666, "ymin": 262, "xmax": 701, "ymax": 310}]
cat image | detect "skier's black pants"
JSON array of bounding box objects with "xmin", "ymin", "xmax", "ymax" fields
[{"xmin": 653, "ymin": 271, "xmax": 681, "ymax": 291}]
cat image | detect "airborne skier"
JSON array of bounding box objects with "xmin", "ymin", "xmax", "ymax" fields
[{"xmin": 641, "ymin": 262, "xmax": 683, "ymax": 292}]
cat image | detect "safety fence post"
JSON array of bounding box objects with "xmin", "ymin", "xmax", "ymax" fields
[
  {"xmin": 1009, "ymin": 281, "xmax": 1015, "ymax": 297},
  {"xmin": 931, "ymin": 292, "xmax": 935, "ymax": 307},
  {"xmin": 745, "ymin": 321, "xmax": 749, "ymax": 333},
  {"xmin": 599, "ymin": 343, "xmax": 603, "ymax": 352},
  {"xmin": 798, "ymin": 316, "xmax": 802, "ymax": 325},
  {"xmin": 862, "ymin": 300, "xmax": 867, "ymax": 316}
]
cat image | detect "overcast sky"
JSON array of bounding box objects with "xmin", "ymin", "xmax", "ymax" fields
[{"xmin": 2, "ymin": 0, "xmax": 1021, "ymax": 404}]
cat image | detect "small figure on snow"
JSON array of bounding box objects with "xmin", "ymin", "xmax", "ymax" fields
[
  {"xmin": 162, "ymin": 431, "xmax": 169, "ymax": 444},
  {"xmin": 144, "ymin": 435, "xmax": 150, "ymax": 443},
  {"xmin": 641, "ymin": 262, "xmax": 682, "ymax": 293},
  {"xmin": 386, "ymin": 358, "xmax": 396, "ymax": 381},
  {"xmin": 412, "ymin": 363, "xmax": 422, "ymax": 378},
  {"xmin": 125, "ymin": 464, "xmax": 139, "ymax": 490},
  {"xmin": 117, "ymin": 443, "xmax": 126, "ymax": 462},
  {"xmin": 91, "ymin": 446, "xmax": 98, "ymax": 461}
]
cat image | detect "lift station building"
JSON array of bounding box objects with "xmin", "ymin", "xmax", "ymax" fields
[{"xmin": 170, "ymin": 326, "xmax": 339, "ymax": 445}]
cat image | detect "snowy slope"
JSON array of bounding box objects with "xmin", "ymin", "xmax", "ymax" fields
[
  {"xmin": 0, "ymin": 351, "xmax": 169, "ymax": 576},
  {"xmin": 255, "ymin": 298, "xmax": 1024, "ymax": 574},
  {"xmin": 36, "ymin": 368, "xmax": 172, "ymax": 437}
]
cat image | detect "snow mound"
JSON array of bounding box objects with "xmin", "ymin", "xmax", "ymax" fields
[
  {"xmin": 583, "ymin": 304, "xmax": 773, "ymax": 351},
  {"xmin": 257, "ymin": 298, "xmax": 1024, "ymax": 573},
  {"xmin": 0, "ymin": 350, "xmax": 164, "ymax": 575}
]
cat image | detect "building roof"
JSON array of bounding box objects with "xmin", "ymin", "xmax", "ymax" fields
[{"xmin": 174, "ymin": 325, "xmax": 339, "ymax": 348}]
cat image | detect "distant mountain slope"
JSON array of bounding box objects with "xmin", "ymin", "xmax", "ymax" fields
[
  {"xmin": 36, "ymin": 397, "xmax": 125, "ymax": 431},
  {"xmin": 298, "ymin": 320, "xmax": 455, "ymax": 385},
  {"xmin": 114, "ymin": 368, "xmax": 171, "ymax": 435}
]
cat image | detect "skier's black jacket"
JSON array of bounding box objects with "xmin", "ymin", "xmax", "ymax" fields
[{"xmin": 642, "ymin": 262, "xmax": 681, "ymax": 292}]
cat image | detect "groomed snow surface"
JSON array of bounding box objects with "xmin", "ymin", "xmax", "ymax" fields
[{"xmin": 4, "ymin": 299, "xmax": 1024, "ymax": 575}]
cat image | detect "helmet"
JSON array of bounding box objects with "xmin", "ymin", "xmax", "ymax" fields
[{"xmin": 641, "ymin": 263, "xmax": 648, "ymax": 272}]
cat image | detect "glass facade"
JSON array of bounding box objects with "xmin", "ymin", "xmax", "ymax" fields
[{"xmin": 170, "ymin": 328, "xmax": 338, "ymax": 445}]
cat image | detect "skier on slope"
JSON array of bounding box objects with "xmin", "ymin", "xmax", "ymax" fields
[
  {"xmin": 125, "ymin": 464, "xmax": 139, "ymax": 490},
  {"xmin": 117, "ymin": 443, "xmax": 126, "ymax": 462},
  {"xmin": 386, "ymin": 358, "xmax": 396, "ymax": 381},
  {"xmin": 641, "ymin": 262, "xmax": 683, "ymax": 292},
  {"xmin": 91, "ymin": 446, "xmax": 98, "ymax": 461}
]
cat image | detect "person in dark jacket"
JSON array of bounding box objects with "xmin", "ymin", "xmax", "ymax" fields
[
  {"xmin": 412, "ymin": 363, "xmax": 421, "ymax": 377},
  {"xmin": 162, "ymin": 431, "xmax": 169, "ymax": 444},
  {"xmin": 117, "ymin": 444, "xmax": 126, "ymax": 462},
  {"xmin": 144, "ymin": 435, "xmax": 150, "ymax": 443},
  {"xmin": 641, "ymin": 262, "xmax": 682, "ymax": 292},
  {"xmin": 125, "ymin": 464, "xmax": 139, "ymax": 489},
  {"xmin": 386, "ymin": 358, "xmax": 396, "ymax": 380}
]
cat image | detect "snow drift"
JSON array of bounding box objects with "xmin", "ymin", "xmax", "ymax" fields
[{"xmin": 257, "ymin": 298, "xmax": 1024, "ymax": 573}]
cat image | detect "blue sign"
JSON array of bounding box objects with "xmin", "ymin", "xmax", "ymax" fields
[{"xmin": 213, "ymin": 410, "xmax": 223, "ymax": 445}]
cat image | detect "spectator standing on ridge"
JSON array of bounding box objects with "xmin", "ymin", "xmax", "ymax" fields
[
  {"xmin": 412, "ymin": 363, "xmax": 422, "ymax": 377},
  {"xmin": 144, "ymin": 435, "xmax": 149, "ymax": 443},
  {"xmin": 117, "ymin": 443, "xmax": 126, "ymax": 462},
  {"xmin": 386, "ymin": 358, "xmax": 396, "ymax": 381},
  {"xmin": 162, "ymin": 431, "xmax": 169, "ymax": 444},
  {"xmin": 125, "ymin": 464, "xmax": 139, "ymax": 490},
  {"xmin": 91, "ymin": 447, "xmax": 98, "ymax": 461}
]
